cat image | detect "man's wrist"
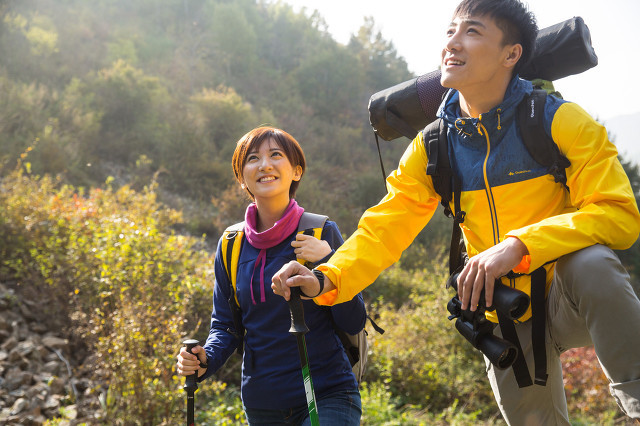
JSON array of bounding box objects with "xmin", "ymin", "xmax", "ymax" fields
[{"xmin": 299, "ymin": 269, "xmax": 325, "ymax": 298}]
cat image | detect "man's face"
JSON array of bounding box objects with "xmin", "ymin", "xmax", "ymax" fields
[{"xmin": 440, "ymin": 14, "xmax": 515, "ymax": 92}]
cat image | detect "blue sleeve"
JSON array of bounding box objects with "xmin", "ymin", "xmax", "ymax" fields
[
  {"xmin": 199, "ymin": 237, "xmax": 242, "ymax": 382},
  {"xmin": 322, "ymin": 221, "xmax": 367, "ymax": 335}
]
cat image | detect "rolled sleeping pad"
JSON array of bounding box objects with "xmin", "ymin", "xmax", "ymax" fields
[{"xmin": 369, "ymin": 16, "xmax": 598, "ymax": 141}]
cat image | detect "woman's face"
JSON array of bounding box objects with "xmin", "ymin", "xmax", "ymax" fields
[{"xmin": 242, "ymin": 138, "xmax": 302, "ymax": 204}]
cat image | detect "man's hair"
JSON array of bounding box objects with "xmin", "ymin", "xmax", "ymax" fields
[
  {"xmin": 232, "ymin": 126, "xmax": 306, "ymax": 200},
  {"xmin": 454, "ymin": 0, "xmax": 538, "ymax": 75}
]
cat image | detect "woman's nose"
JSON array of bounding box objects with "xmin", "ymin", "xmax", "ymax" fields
[{"xmin": 258, "ymin": 159, "xmax": 272, "ymax": 171}]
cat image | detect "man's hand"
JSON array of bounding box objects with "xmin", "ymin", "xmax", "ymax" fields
[
  {"xmin": 457, "ymin": 237, "xmax": 528, "ymax": 311},
  {"xmin": 272, "ymin": 261, "xmax": 323, "ymax": 301}
]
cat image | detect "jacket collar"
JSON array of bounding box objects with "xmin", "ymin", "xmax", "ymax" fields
[{"xmin": 437, "ymin": 76, "xmax": 533, "ymax": 139}]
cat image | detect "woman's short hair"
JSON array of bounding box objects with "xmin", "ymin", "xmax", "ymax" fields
[{"xmin": 232, "ymin": 126, "xmax": 306, "ymax": 199}]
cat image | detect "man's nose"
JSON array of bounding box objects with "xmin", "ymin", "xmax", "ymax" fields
[{"xmin": 445, "ymin": 30, "xmax": 461, "ymax": 52}]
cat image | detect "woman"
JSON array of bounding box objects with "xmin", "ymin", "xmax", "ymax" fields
[{"xmin": 176, "ymin": 126, "xmax": 365, "ymax": 425}]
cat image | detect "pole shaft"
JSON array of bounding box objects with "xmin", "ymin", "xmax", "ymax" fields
[{"xmin": 288, "ymin": 288, "xmax": 320, "ymax": 426}]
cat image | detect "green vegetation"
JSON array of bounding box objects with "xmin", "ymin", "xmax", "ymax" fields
[{"xmin": 1, "ymin": 0, "xmax": 639, "ymax": 424}]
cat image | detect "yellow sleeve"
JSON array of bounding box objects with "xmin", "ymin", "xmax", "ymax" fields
[
  {"xmin": 506, "ymin": 102, "xmax": 640, "ymax": 272},
  {"xmin": 315, "ymin": 133, "xmax": 440, "ymax": 305}
]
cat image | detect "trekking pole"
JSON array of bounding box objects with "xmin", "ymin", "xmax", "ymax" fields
[
  {"xmin": 288, "ymin": 287, "xmax": 320, "ymax": 426},
  {"xmin": 182, "ymin": 339, "xmax": 200, "ymax": 426}
]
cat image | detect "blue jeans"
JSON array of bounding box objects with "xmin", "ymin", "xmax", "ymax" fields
[{"xmin": 243, "ymin": 389, "xmax": 361, "ymax": 425}]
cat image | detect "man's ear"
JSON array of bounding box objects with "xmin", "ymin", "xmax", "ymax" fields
[{"xmin": 503, "ymin": 43, "xmax": 523, "ymax": 69}]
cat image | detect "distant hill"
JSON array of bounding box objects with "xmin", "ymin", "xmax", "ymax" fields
[{"xmin": 604, "ymin": 113, "xmax": 640, "ymax": 166}]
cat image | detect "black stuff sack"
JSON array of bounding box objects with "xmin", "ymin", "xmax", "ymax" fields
[{"xmin": 368, "ymin": 16, "xmax": 598, "ymax": 141}]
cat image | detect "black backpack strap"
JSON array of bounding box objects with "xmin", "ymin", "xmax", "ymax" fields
[
  {"xmin": 497, "ymin": 311, "xmax": 533, "ymax": 388},
  {"xmin": 496, "ymin": 266, "xmax": 548, "ymax": 388},
  {"xmin": 424, "ymin": 119, "xmax": 454, "ymax": 217},
  {"xmin": 517, "ymin": 89, "xmax": 571, "ymax": 190},
  {"xmin": 530, "ymin": 267, "xmax": 548, "ymax": 385},
  {"xmin": 423, "ymin": 118, "xmax": 466, "ymax": 274}
]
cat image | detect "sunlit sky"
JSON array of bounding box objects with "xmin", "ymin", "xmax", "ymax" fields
[{"xmin": 273, "ymin": 0, "xmax": 639, "ymax": 122}]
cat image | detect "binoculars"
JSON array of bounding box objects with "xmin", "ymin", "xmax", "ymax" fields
[{"xmin": 446, "ymin": 273, "xmax": 530, "ymax": 369}]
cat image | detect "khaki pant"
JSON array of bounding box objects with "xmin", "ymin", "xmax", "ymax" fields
[{"xmin": 486, "ymin": 245, "xmax": 640, "ymax": 425}]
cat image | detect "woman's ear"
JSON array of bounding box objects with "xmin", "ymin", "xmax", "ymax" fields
[{"xmin": 292, "ymin": 165, "xmax": 303, "ymax": 181}]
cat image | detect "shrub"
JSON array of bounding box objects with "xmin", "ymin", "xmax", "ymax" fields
[{"xmin": 0, "ymin": 163, "xmax": 216, "ymax": 424}]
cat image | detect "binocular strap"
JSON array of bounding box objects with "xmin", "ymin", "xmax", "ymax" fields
[{"xmin": 497, "ymin": 267, "xmax": 548, "ymax": 388}]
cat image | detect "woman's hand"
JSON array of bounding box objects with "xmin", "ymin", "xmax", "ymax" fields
[
  {"xmin": 291, "ymin": 234, "xmax": 331, "ymax": 263},
  {"xmin": 176, "ymin": 345, "xmax": 208, "ymax": 378}
]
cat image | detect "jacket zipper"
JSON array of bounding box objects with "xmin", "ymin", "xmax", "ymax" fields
[{"xmin": 478, "ymin": 121, "xmax": 500, "ymax": 245}]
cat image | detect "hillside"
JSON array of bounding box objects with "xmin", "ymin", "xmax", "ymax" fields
[
  {"xmin": 1, "ymin": 1, "xmax": 639, "ymax": 424},
  {"xmin": 605, "ymin": 113, "xmax": 640, "ymax": 166}
]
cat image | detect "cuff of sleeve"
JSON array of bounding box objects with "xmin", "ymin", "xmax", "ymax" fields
[
  {"xmin": 513, "ymin": 254, "xmax": 531, "ymax": 273},
  {"xmin": 504, "ymin": 235, "xmax": 531, "ymax": 273}
]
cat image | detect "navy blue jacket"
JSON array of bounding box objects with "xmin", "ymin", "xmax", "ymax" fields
[{"xmin": 201, "ymin": 219, "xmax": 366, "ymax": 410}]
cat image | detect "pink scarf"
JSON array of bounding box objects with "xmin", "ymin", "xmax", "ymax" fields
[{"xmin": 244, "ymin": 199, "xmax": 304, "ymax": 304}]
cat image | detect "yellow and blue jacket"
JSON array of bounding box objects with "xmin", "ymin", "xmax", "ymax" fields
[{"xmin": 317, "ymin": 77, "xmax": 640, "ymax": 322}]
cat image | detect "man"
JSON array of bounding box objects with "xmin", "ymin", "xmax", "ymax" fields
[{"xmin": 272, "ymin": 0, "xmax": 640, "ymax": 423}]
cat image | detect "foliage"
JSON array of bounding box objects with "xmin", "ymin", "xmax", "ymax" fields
[
  {"xmin": 0, "ymin": 162, "xmax": 215, "ymax": 424},
  {"xmin": 1, "ymin": 0, "xmax": 639, "ymax": 424},
  {"xmin": 365, "ymin": 259, "xmax": 499, "ymax": 420},
  {"xmin": 560, "ymin": 347, "xmax": 624, "ymax": 424},
  {"xmin": 616, "ymin": 156, "xmax": 640, "ymax": 291}
]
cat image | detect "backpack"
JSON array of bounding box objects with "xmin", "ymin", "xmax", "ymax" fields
[
  {"xmin": 220, "ymin": 211, "xmax": 384, "ymax": 384},
  {"xmin": 423, "ymin": 86, "xmax": 570, "ymax": 388}
]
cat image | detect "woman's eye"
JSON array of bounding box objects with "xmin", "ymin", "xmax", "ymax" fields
[
  {"xmin": 271, "ymin": 151, "xmax": 283, "ymax": 158},
  {"xmin": 247, "ymin": 154, "xmax": 258, "ymax": 162}
]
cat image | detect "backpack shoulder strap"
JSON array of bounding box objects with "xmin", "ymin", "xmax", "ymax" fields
[
  {"xmin": 423, "ymin": 118, "xmax": 454, "ymax": 218},
  {"xmin": 221, "ymin": 221, "xmax": 246, "ymax": 355},
  {"xmin": 297, "ymin": 212, "xmax": 328, "ymax": 238},
  {"xmin": 517, "ymin": 89, "xmax": 571, "ymax": 189},
  {"xmin": 221, "ymin": 221, "xmax": 245, "ymax": 305},
  {"xmin": 423, "ymin": 118, "xmax": 466, "ymax": 274},
  {"xmin": 296, "ymin": 212, "xmax": 328, "ymax": 267}
]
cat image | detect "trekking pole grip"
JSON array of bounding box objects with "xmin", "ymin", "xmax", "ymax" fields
[
  {"xmin": 288, "ymin": 287, "xmax": 309, "ymax": 335},
  {"xmin": 183, "ymin": 339, "xmax": 199, "ymax": 391}
]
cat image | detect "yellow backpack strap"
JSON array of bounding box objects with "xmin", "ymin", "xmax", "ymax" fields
[
  {"xmin": 221, "ymin": 222, "xmax": 245, "ymax": 305},
  {"xmin": 296, "ymin": 212, "xmax": 328, "ymax": 266}
]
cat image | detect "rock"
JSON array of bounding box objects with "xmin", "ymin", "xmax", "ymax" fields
[
  {"xmin": 48, "ymin": 377, "xmax": 66, "ymax": 395},
  {"xmin": 0, "ymin": 280, "xmax": 104, "ymax": 424},
  {"xmin": 4, "ymin": 368, "xmax": 33, "ymax": 391},
  {"xmin": 42, "ymin": 360, "xmax": 61, "ymax": 375},
  {"xmin": 10, "ymin": 398, "xmax": 28, "ymax": 415},
  {"xmin": 41, "ymin": 336, "xmax": 69, "ymax": 351}
]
